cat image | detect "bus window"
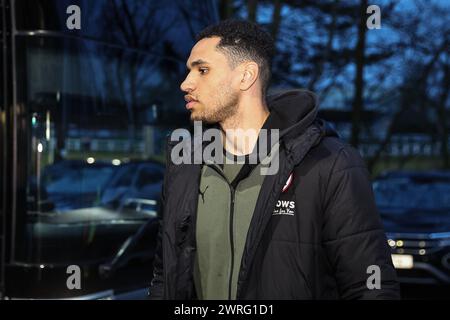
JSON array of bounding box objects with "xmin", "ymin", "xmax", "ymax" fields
[{"xmin": 4, "ymin": 0, "xmax": 217, "ymax": 299}]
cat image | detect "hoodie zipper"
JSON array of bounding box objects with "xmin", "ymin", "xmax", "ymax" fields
[
  {"xmin": 207, "ymin": 160, "xmax": 264, "ymax": 299},
  {"xmin": 206, "ymin": 164, "xmax": 240, "ymax": 300},
  {"xmin": 228, "ymin": 186, "xmax": 235, "ymax": 300}
]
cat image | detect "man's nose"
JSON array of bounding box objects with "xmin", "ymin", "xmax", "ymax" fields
[{"xmin": 180, "ymin": 76, "xmax": 195, "ymax": 93}]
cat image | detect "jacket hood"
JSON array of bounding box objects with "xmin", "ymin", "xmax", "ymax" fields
[{"xmin": 265, "ymin": 89, "xmax": 338, "ymax": 141}]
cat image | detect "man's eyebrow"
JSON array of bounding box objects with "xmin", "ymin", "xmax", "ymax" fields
[{"xmin": 186, "ymin": 59, "xmax": 210, "ymax": 69}]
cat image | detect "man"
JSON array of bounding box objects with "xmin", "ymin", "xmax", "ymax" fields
[{"xmin": 148, "ymin": 19, "xmax": 400, "ymax": 300}]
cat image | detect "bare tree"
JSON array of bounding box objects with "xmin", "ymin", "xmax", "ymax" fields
[
  {"xmin": 247, "ymin": 0, "xmax": 258, "ymax": 22},
  {"xmin": 219, "ymin": 0, "xmax": 236, "ymax": 20},
  {"xmin": 350, "ymin": 0, "xmax": 368, "ymax": 148},
  {"xmin": 270, "ymin": 0, "xmax": 283, "ymax": 42}
]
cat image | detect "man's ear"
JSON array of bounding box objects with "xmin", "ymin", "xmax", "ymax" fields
[{"xmin": 239, "ymin": 62, "xmax": 259, "ymax": 91}]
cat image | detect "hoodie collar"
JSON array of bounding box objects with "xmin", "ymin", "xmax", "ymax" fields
[
  {"xmin": 264, "ymin": 89, "xmax": 319, "ymax": 139},
  {"xmin": 183, "ymin": 89, "xmax": 339, "ymax": 162}
]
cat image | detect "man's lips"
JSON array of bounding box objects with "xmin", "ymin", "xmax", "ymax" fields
[
  {"xmin": 186, "ymin": 101, "xmax": 197, "ymax": 110},
  {"xmin": 184, "ymin": 95, "xmax": 199, "ymax": 110}
]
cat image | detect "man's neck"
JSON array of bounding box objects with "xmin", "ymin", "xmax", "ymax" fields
[{"xmin": 220, "ymin": 96, "xmax": 269, "ymax": 156}]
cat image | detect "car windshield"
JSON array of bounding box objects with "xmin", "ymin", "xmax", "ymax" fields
[{"xmin": 373, "ymin": 176, "xmax": 450, "ymax": 210}]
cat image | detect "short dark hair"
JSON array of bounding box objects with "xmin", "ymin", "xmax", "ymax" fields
[{"xmin": 197, "ymin": 19, "xmax": 275, "ymax": 96}]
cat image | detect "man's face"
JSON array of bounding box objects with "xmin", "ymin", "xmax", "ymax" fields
[{"xmin": 180, "ymin": 37, "xmax": 241, "ymax": 123}]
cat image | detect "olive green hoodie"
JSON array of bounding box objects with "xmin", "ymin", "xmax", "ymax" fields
[{"xmin": 194, "ymin": 155, "xmax": 267, "ymax": 299}]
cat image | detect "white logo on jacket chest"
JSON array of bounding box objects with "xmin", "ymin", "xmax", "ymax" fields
[{"xmin": 273, "ymin": 200, "xmax": 295, "ymax": 216}]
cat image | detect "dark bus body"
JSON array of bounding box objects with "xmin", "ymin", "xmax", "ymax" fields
[{"xmin": 0, "ymin": 0, "xmax": 217, "ymax": 299}]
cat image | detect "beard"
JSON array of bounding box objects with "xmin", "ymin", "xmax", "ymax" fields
[{"xmin": 190, "ymin": 86, "xmax": 239, "ymax": 124}]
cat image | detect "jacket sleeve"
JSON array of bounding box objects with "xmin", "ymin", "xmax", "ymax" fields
[
  {"xmin": 148, "ymin": 217, "xmax": 164, "ymax": 299},
  {"xmin": 148, "ymin": 142, "xmax": 173, "ymax": 300},
  {"xmin": 322, "ymin": 145, "xmax": 400, "ymax": 300}
]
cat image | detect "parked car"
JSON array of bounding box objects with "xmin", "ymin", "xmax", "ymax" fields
[
  {"xmin": 373, "ymin": 170, "xmax": 450, "ymax": 284},
  {"xmin": 36, "ymin": 159, "xmax": 164, "ymax": 214},
  {"xmin": 20, "ymin": 159, "xmax": 165, "ymax": 298},
  {"xmin": 38, "ymin": 160, "xmax": 115, "ymax": 211},
  {"xmin": 99, "ymin": 160, "xmax": 165, "ymax": 216}
]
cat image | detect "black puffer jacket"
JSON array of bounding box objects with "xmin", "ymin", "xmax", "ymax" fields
[{"xmin": 149, "ymin": 89, "xmax": 400, "ymax": 300}]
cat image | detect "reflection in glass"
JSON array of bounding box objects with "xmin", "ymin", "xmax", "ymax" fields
[{"xmin": 17, "ymin": 35, "xmax": 185, "ymax": 294}]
